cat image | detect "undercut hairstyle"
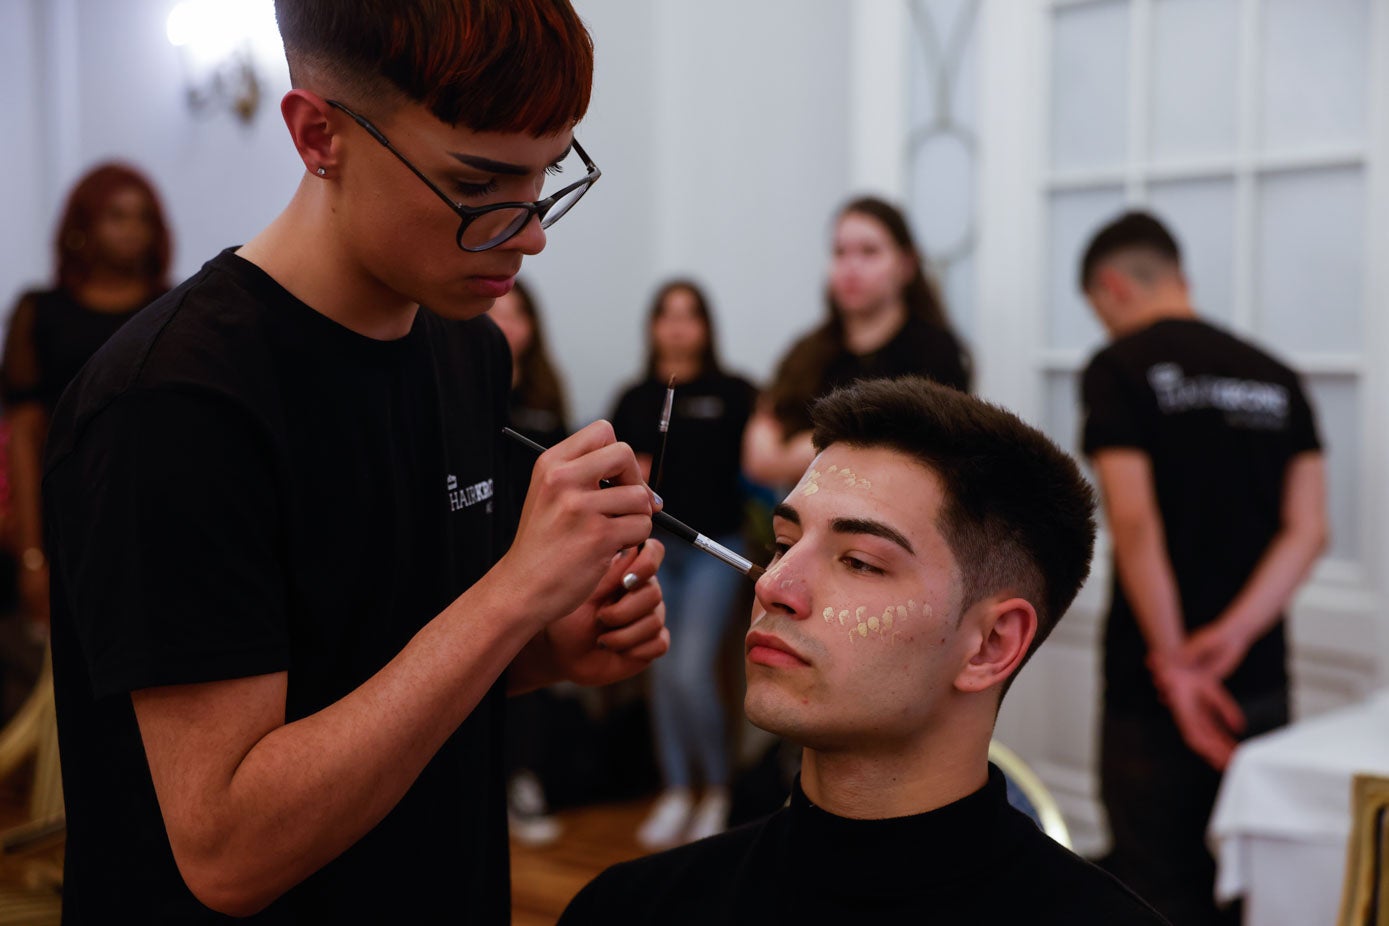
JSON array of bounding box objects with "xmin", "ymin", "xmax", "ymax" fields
[
  {"xmin": 273, "ymin": 0, "xmax": 594, "ymax": 134},
  {"xmin": 810, "ymin": 377, "xmax": 1097, "ymax": 683},
  {"xmin": 1079, "ymin": 210, "xmax": 1182, "ymax": 293}
]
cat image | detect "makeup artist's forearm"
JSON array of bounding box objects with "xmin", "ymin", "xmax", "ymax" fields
[{"xmin": 134, "ymin": 581, "xmax": 538, "ymax": 915}]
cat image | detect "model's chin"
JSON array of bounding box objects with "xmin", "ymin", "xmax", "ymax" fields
[{"xmin": 744, "ymin": 683, "xmax": 807, "ymax": 740}]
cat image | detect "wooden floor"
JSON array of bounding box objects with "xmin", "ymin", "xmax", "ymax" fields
[{"xmin": 510, "ymin": 796, "xmax": 659, "ymax": 926}]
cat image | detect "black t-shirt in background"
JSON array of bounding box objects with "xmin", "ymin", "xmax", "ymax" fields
[
  {"xmin": 558, "ymin": 765, "xmax": 1169, "ymax": 925},
  {"xmin": 773, "ymin": 313, "xmax": 970, "ymax": 436},
  {"xmin": 44, "ymin": 250, "xmax": 518, "ymax": 923},
  {"xmin": 2, "ymin": 288, "xmax": 150, "ymax": 412},
  {"xmin": 1081, "ymin": 318, "xmax": 1321, "ymax": 711},
  {"xmin": 610, "ymin": 369, "xmax": 756, "ymax": 538}
]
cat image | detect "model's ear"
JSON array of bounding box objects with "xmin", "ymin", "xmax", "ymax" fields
[
  {"xmin": 953, "ymin": 596, "xmax": 1036, "ymax": 694},
  {"xmin": 280, "ymin": 89, "xmax": 338, "ymax": 178}
]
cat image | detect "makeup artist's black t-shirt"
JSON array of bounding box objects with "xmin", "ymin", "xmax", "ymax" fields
[
  {"xmin": 1081, "ymin": 318, "xmax": 1321, "ymax": 712},
  {"xmin": 611, "ymin": 370, "xmax": 756, "ymax": 537},
  {"xmin": 559, "ymin": 765, "xmax": 1169, "ymax": 925},
  {"xmin": 45, "ymin": 249, "xmax": 518, "ymax": 924}
]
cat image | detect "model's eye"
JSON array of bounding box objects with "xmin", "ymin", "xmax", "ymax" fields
[
  {"xmin": 763, "ymin": 541, "xmax": 790, "ymax": 567},
  {"xmin": 841, "ymin": 555, "xmax": 884, "ymax": 576}
]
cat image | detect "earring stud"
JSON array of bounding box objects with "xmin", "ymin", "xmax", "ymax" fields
[{"xmin": 316, "ymin": 167, "xmax": 327, "ymax": 177}]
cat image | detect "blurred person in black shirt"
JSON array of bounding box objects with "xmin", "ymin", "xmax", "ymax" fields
[
  {"xmin": 742, "ymin": 196, "xmax": 970, "ymax": 487},
  {"xmin": 2, "ymin": 162, "xmax": 172, "ymax": 633},
  {"xmin": 1079, "ymin": 211, "xmax": 1328, "ymax": 925},
  {"xmin": 611, "ymin": 280, "xmax": 755, "ymax": 848}
]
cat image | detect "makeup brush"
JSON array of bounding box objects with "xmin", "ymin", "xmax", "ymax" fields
[
  {"xmin": 502, "ymin": 427, "xmax": 765, "ymax": 582},
  {"xmin": 652, "ymin": 375, "xmax": 675, "ymax": 493}
]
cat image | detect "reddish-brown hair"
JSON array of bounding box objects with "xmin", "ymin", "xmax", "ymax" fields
[
  {"xmin": 54, "ymin": 162, "xmax": 172, "ymax": 293},
  {"xmin": 274, "ymin": 0, "xmax": 594, "ymax": 135}
]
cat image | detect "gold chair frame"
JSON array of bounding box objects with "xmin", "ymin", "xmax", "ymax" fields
[
  {"xmin": 989, "ymin": 739, "xmax": 1072, "ymax": 850},
  {"xmin": 1338, "ymin": 773, "xmax": 1389, "ymax": 926}
]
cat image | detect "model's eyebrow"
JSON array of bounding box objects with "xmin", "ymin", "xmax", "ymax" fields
[
  {"xmin": 771, "ymin": 503, "xmax": 800, "ymax": 526},
  {"xmin": 830, "ymin": 517, "xmax": 915, "ymax": 555},
  {"xmin": 446, "ymin": 143, "xmax": 573, "ymax": 177},
  {"xmin": 773, "ymin": 505, "xmax": 913, "ymax": 555}
]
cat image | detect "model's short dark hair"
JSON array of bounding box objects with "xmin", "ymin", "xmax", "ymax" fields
[
  {"xmin": 274, "ymin": 0, "xmax": 594, "ymax": 135},
  {"xmin": 1079, "ymin": 210, "xmax": 1182, "ymax": 292},
  {"xmin": 811, "ymin": 377, "xmax": 1097, "ymax": 678}
]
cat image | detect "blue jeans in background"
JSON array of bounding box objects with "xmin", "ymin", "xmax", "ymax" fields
[{"xmin": 649, "ymin": 531, "xmax": 746, "ymax": 789}]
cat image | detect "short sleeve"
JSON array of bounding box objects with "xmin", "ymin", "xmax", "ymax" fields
[
  {"xmin": 1081, "ymin": 352, "xmax": 1151, "ymax": 456},
  {"xmin": 45, "ymin": 388, "xmax": 289, "ymax": 698},
  {"xmin": 1286, "ymin": 374, "xmax": 1322, "ymax": 455}
]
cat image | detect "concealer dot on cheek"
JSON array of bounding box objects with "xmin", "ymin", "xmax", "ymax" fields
[{"xmin": 836, "ymin": 599, "xmax": 932, "ymax": 646}]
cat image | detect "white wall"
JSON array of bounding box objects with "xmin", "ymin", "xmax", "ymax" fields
[
  {"xmin": 3, "ymin": 0, "xmax": 856, "ymax": 425},
  {"xmin": 0, "ymin": 0, "xmax": 54, "ymax": 310}
]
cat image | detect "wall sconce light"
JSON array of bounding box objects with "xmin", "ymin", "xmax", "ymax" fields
[{"xmin": 166, "ymin": 0, "xmax": 280, "ymax": 124}]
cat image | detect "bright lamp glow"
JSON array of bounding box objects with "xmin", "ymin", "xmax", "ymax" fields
[
  {"xmin": 166, "ymin": 0, "xmax": 281, "ymax": 123},
  {"xmin": 167, "ymin": 1, "xmax": 275, "ymax": 61}
]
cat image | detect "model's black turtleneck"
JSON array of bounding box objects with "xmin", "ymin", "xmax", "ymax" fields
[{"xmin": 559, "ymin": 764, "xmax": 1169, "ymax": 925}]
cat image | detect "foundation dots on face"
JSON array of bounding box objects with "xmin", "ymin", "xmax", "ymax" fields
[
  {"xmin": 821, "ymin": 599, "xmax": 931, "ymax": 643},
  {"xmin": 800, "ymin": 464, "xmax": 872, "ymax": 498}
]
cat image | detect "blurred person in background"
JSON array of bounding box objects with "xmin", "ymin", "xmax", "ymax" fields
[
  {"xmin": 1079, "ymin": 210, "xmax": 1328, "ymax": 925},
  {"xmin": 612, "ymin": 280, "xmax": 756, "ymax": 847},
  {"xmin": 2, "ymin": 162, "xmax": 173, "ymax": 634},
  {"xmin": 493, "ymin": 277, "xmax": 568, "ymax": 450},
  {"xmin": 491, "ymin": 277, "xmax": 570, "ymax": 845},
  {"xmin": 742, "ymin": 196, "xmax": 970, "ymax": 488}
]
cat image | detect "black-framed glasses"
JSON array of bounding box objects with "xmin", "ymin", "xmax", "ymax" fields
[{"xmin": 326, "ymin": 99, "xmax": 600, "ymax": 252}]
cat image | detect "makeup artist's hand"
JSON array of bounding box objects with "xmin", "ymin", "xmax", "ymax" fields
[
  {"xmin": 500, "ymin": 420, "xmax": 657, "ymax": 625},
  {"xmin": 539, "ymin": 540, "xmax": 669, "ymax": 687}
]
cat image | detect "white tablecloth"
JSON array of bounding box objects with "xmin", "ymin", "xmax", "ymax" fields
[{"xmin": 1209, "ymin": 689, "xmax": 1389, "ymax": 926}]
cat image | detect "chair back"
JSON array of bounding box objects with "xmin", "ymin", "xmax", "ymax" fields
[
  {"xmin": 1338, "ymin": 773, "xmax": 1389, "ymax": 926},
  {"xmin": 989, "ymin": 740, "xmax": 1072, "ymax": 850}
]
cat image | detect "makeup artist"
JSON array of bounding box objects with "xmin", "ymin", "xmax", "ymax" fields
[
  {"xmin": 611, "ymin": 280, "xmax": 755, "ymax": 848},
  {"xmin": 42, "ymin": 1, "xmax": 667, "ymax": 921},
  {"xmin": 742, "ymin": 196, "xmax": 971, "ymax": 487}
]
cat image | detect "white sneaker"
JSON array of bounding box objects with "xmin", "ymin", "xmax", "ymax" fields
[
  {"xmin": 509, "ymin": 811, "xmax": 562, "ymax": 846},
  {"xmin": 637, "ymin": 788, "xmax": 693, "ymax": 849},
  {"xmin": 685, "ymin": 788, "xmax": 730, "ymax": 842},
  {"xmin": 508, "ymin": 770, "xmax": 562, "ymax": 847}
]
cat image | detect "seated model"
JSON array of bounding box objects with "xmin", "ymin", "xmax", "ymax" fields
[{"xmin": 560, "ymin": 376, "xmax": 1170, "ymax": 925}]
